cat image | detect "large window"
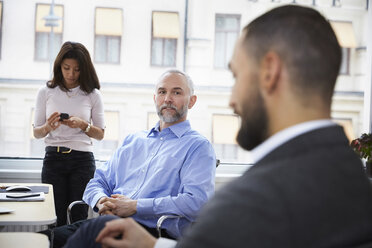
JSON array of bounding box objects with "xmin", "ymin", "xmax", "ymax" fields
[
  {"xmin": 340, "ymin": 47, "xmax": 350, "ymax": 75},
  {"xmin": 0, "ymin": 1, "xmax": 3, "ymax": 59},
  {"xmin": 330, "ymin": 21, "xmax": 357, "ymax": 75},
  {"xmin": 94, "ymin": 8, "xmax": 122, "ymax": 64},
  {"xmin": 30, "ymin": 108, "xmax": 44, "ymax": 157},
  {"xmin": 93, "ymin": 111, "xmax": 120, "ymax": 159},
  {"xmin": 214, "ymin": 14, "xmax": 240, "ymax": 69},
  {"xmin": 0, "ymin": 0, "xmax": 367, "ymax": 170},
  {"xmin": 147, "ymin": 112, "xmax": 158, "ymax": 129},
  {"xmin": 34, "ymin": 4, "xmax": 63, "ymax": 61},
  {"xmin": 212, "ymin": 114, "xmax": 240, "ymax": 161},
  {"xmin": 151, "ymin": 11, "xmax": 179, "ymax": 67}
]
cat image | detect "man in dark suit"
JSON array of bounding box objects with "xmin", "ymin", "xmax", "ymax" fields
[{"xmin": 64, "ymin": 5, "xmax": 372, "ymax": 248}]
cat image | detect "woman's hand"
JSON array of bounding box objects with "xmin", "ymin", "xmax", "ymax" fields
[
  {"xmin": 61, "ymin": 116, "xmax": 104, "ymax": 140},
  {"xmin": 45, "ymin": 112, "xmax": 61, "ymax": 132},
  {"xmin": 33, "ymin": 112, "xmax": 61, "ymax": 138},
  {"xmin": 61, "ymin": 116, "xmax": 85, "ymax": 129}
]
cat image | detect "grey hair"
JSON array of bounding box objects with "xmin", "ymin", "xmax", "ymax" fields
[{"xmin": 156, "ymin": 69, "xmax": 195, "ymax": 95}]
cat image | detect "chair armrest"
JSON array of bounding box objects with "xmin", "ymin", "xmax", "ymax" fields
[
  {"xmin": 67, "ymin": 200, "xmax": 88, "ymax": 225},
  {"xmin": 156, "ymin": 215, "xmax": 182, "ymax": 237}
]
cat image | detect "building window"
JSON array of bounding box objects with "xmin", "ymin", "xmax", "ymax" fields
[
  {"xmin": 30, "ymin": 108, "xmax": 45, "ymax": 157},
  {"xmin": 147, "ymin": 112, "xmax": 158, "ymax": 129},
  {"xmin": 212, "ymin": 114, "xmax": 239, "ymax": 160},
  {"xmin": 151, "ymin": 11, "xmax": 179, "ymax": 67},
  {"xmin": 93, "ymin": 111, "xmax": 120, "ymax": 160},
  {"xmin": 330, "ymin": 21, "xmax": 357, "ymax": 75},
  {"xmin": 95, "ymin": 8, "xmax": 122, "ymax": 64},
  {"xmin": 214, "ymin": 14, "xmax": 240, "ymax": 69},
  {"xmin": 0, "ymin": 1, "xmax": 3, "ymax": 59},
  {"xmin": 35, "ymin": 4, "xmax": 63, "ymax": 61},
  {"xmin": 340, "ymin": 47, "xmax": 350, "ymax": 75}
]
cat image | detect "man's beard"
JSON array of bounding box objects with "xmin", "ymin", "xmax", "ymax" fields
[
  {"xmin": 236, "ymin": 88, "xmax": 268, "ymax": 151},
  {"xmin": 157, "ymin": 103, "xmax": 188, "ymax": 123}
]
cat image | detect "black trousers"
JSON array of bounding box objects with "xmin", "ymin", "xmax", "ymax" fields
[
  {"xmin": 41, "ymin": 216, "xmax": 175, "ymax": 248},
  {"xmin": 42, "ymin": 147, "xmax": 95, "ymax": 226}
]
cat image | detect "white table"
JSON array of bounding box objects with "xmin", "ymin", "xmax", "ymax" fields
[
  {"xmin": 0, "ymin": 232, "xmax": 49, "ymax": 248},
  {"xmin": 0, "ymin": 183, "xmax": 56, "ymax": 226}
]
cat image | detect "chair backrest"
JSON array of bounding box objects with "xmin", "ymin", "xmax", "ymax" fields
[{"xmin": 216, "ymin": 159, "xmax": 220, "ymax": 167}]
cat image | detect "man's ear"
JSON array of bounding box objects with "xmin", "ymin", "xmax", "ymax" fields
[
  {"xmin": 188, "ymin": 95, "xmax": 197, "ymax": 109},
  {"xmin": 260, "ymin": 51, "xmax": 281, "ymax": 94},
  {"xmin": 153, "ymin": 94, "xmax": 156, "ymax": 103}
]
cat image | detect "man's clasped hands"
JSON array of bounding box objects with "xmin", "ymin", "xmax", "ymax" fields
[{"xmin": 97, "ymin": 194, "xmax": 138, "ymax": 217}]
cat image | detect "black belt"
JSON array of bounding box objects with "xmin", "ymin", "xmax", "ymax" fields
[{"xmin": 45, "ymin": 146, "xmax": 73, "ymax": 154}]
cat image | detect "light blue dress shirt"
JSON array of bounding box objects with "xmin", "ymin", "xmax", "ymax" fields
[{"xmin": 83, "ymin": 120, "xmax": 216, "ymax": 238}]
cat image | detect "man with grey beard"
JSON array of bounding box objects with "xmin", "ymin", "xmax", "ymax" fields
[{"xmin": 44, "ymin": 69, "xmax": 216, "ymax": 248}]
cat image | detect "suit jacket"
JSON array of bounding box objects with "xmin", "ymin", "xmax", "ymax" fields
[{"xmin": 177, "ymin": 125, "xmax": 372, "ymax": 248}]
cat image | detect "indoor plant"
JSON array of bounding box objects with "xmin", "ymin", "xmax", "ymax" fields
[{"xmin": 350, "ymin": 133, "xmax": 372, "ymax": 177}]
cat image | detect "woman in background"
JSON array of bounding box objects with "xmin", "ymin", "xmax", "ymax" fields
[{"xmin": 33, "ymin": 41, "xmax": 105, "ymax": 226}]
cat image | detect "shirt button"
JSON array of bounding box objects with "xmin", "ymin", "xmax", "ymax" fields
[
  {"xmin": 151, "ymin": 153, "xmax": 154, "ymax": 156},
  {"xmin": 160, "ymin": 137, "xmax": 163, "ymax": 140},
  {"xmin": 142, "ymin": 169, "xmax": 145, "ymax": 172}
]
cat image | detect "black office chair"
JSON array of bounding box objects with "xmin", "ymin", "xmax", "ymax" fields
[{"xmin": 67, "ymin": 200, "xmax": 89, "ymax": 224}]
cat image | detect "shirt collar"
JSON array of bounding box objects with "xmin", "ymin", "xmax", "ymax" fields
[
  {"xmin": 148, "ymin": 122, "xmax": 161, "ymax": 135},
  {"xmin": 251, "ymin": 119, "xmax": 336, "ymax": 163},
  {"xmin": 147, "ymin": 120, "xmax": 191, "ymax": 138}
]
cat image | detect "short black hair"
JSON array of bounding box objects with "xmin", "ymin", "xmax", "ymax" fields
[{"xmin": 242, "ymin": 5, "xmax": 341, "ymax": 104}]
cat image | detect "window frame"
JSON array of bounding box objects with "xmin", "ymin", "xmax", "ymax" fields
[
  {"xmin": 94, "ymin": 7, "xmax": 123, "ymax": 64},
  {"xmin": 147, "ymin": 112, "xmax": 158, "ymax": 130},
  {"xmin": 213, "ymin": 13, "xmax": 241, "ymax": 69},
  {"xmin": 340, "ymin": 47, "xmax": 350, "ymax": 75},
  {"xmin": 150, "ymin": 11, "xmax": 178, "ymax": 67},
  {"xmin": 211, "ymin": 113, "xmax": 240, "ymax": 161},
  {"xmin": 0, "ymin": 1, "xmax": 3, "ymax": 60},
  {"xmin": 92, "ymin": 110, "xmax": 120, "ymax": 160},
  {"xmin": 34, "ymin": 3, "xmax": 64, "ymax": 62},
  {"xmin": 94, "ymin": 34, "xmax": 122, "ymax": 64}
]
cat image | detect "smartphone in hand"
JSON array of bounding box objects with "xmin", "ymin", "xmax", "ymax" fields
[{"xmin": 60, "ymin": 113, "xmax": 69, "ymax": 121}]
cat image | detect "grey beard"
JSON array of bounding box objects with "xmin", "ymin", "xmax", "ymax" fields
[{"xmin": 157, "ymin": 104, "xmax": 188, "ymax": 123}]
